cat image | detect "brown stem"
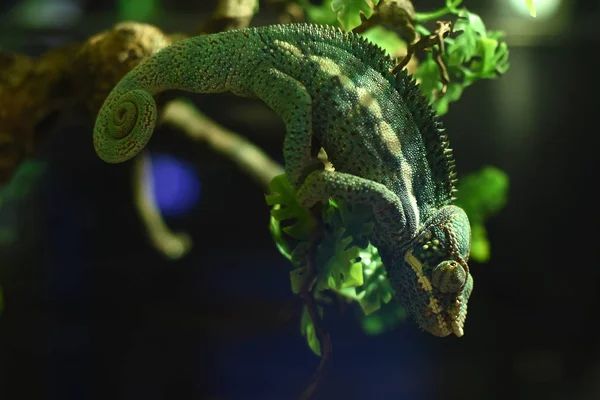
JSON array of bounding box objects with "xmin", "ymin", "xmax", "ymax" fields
[
  {"xmin": 432, "ymin": 21, "xmax": 452, "ymax": 95},
  {"xmin": 393, "ymin": 20, "xmax": 452, "ymax": 96},
  {"xmin": 354, "ymin": 0, "xmax": 417, "ymax": 45}
]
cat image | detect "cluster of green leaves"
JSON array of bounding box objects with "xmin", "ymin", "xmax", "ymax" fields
[
  {"xmin": 296, "ymin": 0, "xmax": 376, "ymax": 31},
  {"xmin": 414, "ymin": 6, "xmax": 510, "ymax": 115},
  {"xmin": 266, "ymin": 174, "xmax": 397, "ymax": 353},
  {"xmin": 266, "ymin": 175, "xmax": 394, "ymax": 309},
  {"xmin": 293, "ymin": 0, "xmax": 516, "ymax": 116},
  {"xmin": 453, "ymin": 166, "xmax": 509, "ymax": 262}
]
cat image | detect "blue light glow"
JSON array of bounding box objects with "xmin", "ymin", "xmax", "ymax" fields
[{"xmin": 150, "ymin": 153, "xmax": 201, "ymax": 217}]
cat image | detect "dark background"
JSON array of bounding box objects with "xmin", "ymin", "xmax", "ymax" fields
[{"xmin": 1, "ymin": 0, "xmax": 599, "ymax": 399}]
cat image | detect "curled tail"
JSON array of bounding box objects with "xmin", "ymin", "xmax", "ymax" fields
[
  {"xmin": 93, "ymin": 87, "xmax": 157, "ymax": 163},
  {"xmin": 93, "ymin": 26, "xmax": 264, "ymax": 163}
]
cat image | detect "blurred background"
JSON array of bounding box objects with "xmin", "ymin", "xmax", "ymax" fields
[{"xmin": 1, "ymin": 0, "xmax": 599, "ymax": 399}]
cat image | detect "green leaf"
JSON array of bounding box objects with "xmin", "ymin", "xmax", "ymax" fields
[
  {"xmin": 290, "ymin": 241, "xmax": 309, "ymax": 266},
  {"xmin": 354, "ymin": 246, "xmax": 394, "ymax": 314},
  {"xmin": 266, "ymin": 174, "xmax": 373, "ymax": 297},
  {"xmin": 415, "ymin": 7, "xmax": 510, "ymax": 115},
  {"xmin": 432, "ymin": 81, "xmax": 464, "ymax": 116},
  {"xmin": 290, "ymin": 267, "xmax": 309, "ymax": 294},
  {"xmin": 525, "ymin": 0, "xmax": 536, "ymax": 17},
  {"xmin": 447, "ymin": 9, "xmax": 486, "ymax": 66},
  {"xmin": 414, "ymin": 55, "xmax": 466, "ymax": 115},
  {"xmin": 299, "ymin": 0, "xmax": 339, "ymax": 26},
  {"xmin": 454, "ymin": 166, "xmax": 510, "ymax": 224},
  {"xmin": 300, "ymin": 305, "xmax": 322, "ymax": 356},
  {"xmin": 472, "ymin": 37, "xmax": 510, "ymax": 79},
  {"xmin": 450, "ymin": 10, "xmax": 510, "ymax": 81},
  {"xmin": 314, "ymin": 227, "xmax": 364, "ymax": 292},
  {"xmin": 331, "ymin": 0, "xmax": 380, "ymax": 31},
  {"xmin": 359, "ymin": 26, "xmax": 406, "ymax": 57},
  {"xmin": 414, "ymin": 57, "xmax": 442, "ymax": 102},
  {"xmin": 454, "ymin": 8, "xmax": 487, "ymax": 37},
  {"xmin": 265, "ymin": 174, "xmax": 315, "ymax": 240},
  {"xmin": 335, "ymin": 199, "xmax": 374, "ymax": 248},
  {"xmin": 266, "ymin": 174, "xmax": 316, "ymax": 269},
  {"xmin": 469, "ymin": 223, "xmax": 491, "ymax": 262},
  {"xmin": 359, "ymin": 300, "xmax": 407, "ymax": 335},
  {"xmin": 454, "ymin": 166, "xmax": 510, "ymax": 262},
  {"xmin": 268, "ymin": 210, "xmax": 292, "ymax": 261}
]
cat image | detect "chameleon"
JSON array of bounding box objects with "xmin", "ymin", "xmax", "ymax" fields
[{"xmin": 93, "ymin": 23, "xmax": 473, "ymax": 337}]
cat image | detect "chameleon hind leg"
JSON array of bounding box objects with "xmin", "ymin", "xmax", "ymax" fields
[
  {"xmin": 297, "ymin": 170, "xmax": 408, "ymax": 238},
  {"xmin": 251, "ymin": 67, "xmax": 321, "ymax": 188}
]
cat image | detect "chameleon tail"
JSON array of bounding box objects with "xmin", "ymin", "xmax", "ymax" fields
[
  {"xmin": 93, "ymin": 33, "xmax": 234, "ymax": 164},
  {"xmin": 93, "ymin": 84, "xmax": 157, "ymax": 164}
]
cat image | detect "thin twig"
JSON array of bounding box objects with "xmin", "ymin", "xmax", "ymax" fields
[
  {"xmin": 432, "ymin": 21, "xmax": 452, "ymax": 95},
  {"xmin": 353, "ymin": 0, "xmax": 417, "ymax": 45},
  {"xmin": 393, "ymin": 20, "xmax": 452, "ymax": 95},
  {"xmin": 132, "ymin": 150, "xmax": 193, "ymax": 260}
]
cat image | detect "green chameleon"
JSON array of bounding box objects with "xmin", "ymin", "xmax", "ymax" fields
[{"xmin": 94, "ymin": 23, "xmax": 473, "ymax": 337}]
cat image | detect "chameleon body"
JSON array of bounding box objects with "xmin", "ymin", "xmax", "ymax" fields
[{"xmin": 94, "ymin": 23, "xmax": 473, "ymax": 337}]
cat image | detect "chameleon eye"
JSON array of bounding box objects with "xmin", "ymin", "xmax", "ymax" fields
[{"xmin": 431, "ymin": 260, "xmax": 466, "ymax": 293}]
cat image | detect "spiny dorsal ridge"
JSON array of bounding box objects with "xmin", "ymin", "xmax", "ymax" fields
[{"xmin": 391, "ymin": 68, "xmax": 457, "ymax": 206}]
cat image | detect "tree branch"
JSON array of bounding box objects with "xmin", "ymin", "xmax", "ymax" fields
[
  {"xmin": 132, "ymin": 150, "xmax": 193, "ymax": 260},
  {"xmin": 161, "ymin": 100, "xmax": 284, "ymax": 189}
]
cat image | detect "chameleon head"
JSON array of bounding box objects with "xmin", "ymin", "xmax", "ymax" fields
[
  {"xmin": 390, "ymin": 205, "xmax": 473, "ymax": 337},
  {"xmin": 93, "ymin": 89, "xmax": 157, "ymax": 163}
]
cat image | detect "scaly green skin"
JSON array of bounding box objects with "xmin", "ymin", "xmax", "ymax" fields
[{"xmin": 94, "ymin": 23, "xmax": 473, "ymax": 337}]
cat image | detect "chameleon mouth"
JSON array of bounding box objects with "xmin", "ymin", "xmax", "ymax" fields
[
  {"xmin": 428, "ymin": 305, "xmax": 466, "ymax": 337},
  {"xmin": 447, "ymin": 294, "xmax": 467, "ymax": 337},
  {"xmin": 451, "ymin": 319, "xmax": 465, "ymax": 337},
  {"xmin": 404, "ymin": 250, "xmax": 468, "ymax": 337},
  {"xmin": 448, "ymin": 300, "xmax": 466, "ymax": 337}
]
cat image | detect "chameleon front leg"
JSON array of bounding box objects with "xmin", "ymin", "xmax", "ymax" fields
[
  {"xmin": 251, "ymin": 67, "xmax": 321, "ymax": 188},
  {"xmin": 297, "ymin": 170, "xmax": 408, "ymax": 239}
]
